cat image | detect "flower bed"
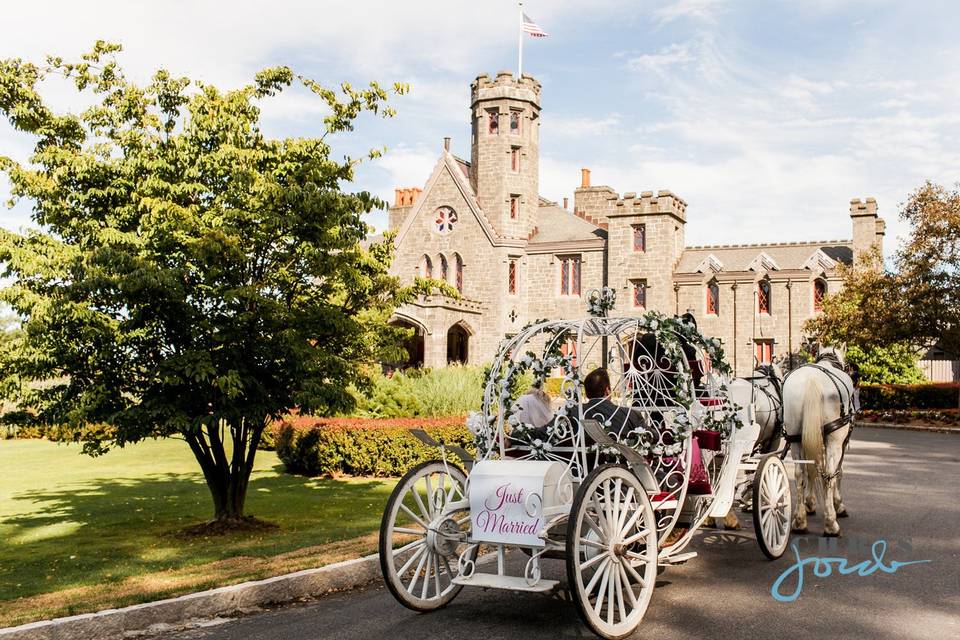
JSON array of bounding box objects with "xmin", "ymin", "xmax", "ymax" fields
[
  {"xmin": 858, "ymin": 408, "xmax": 960, "ymax": 428},
  {"xmin": 272, "ymin": 415, "xmax": 472, "ymax": 477}
]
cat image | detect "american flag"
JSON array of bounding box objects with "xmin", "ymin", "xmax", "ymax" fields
[{"xmin": 521, "ymin": 13, "xmax": 549, "ymax": 37}]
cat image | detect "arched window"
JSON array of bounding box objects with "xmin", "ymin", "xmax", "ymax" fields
[
  {"xmin": 758, "ymin": 279, "xmax": 771, "ymax": 314},
  {"xmin": 814, "ymin": 278, "xmax": 827, "ymax": 312},
  {"xmin": 419, "ymin": 255, "xmax": 433, "ymax": 279},
  {"xmin": 434, "ymin": 206, "xmax": 458, "ymax": 234},
  {"xmin": 454, "ymin": 253, "xmax": 464, "ymax": 294},
  {"xmin": 439, "ymin": 254, "xmax": 448, "ymax": 282},
  {"xmin": 706, "ymin": 281, "xmax": 720, "ymax": 315}
]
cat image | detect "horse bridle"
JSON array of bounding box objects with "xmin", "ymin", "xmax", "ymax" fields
[{"xmin": 744, "ymin": 365, "xmax": 784, "ymax": 454}]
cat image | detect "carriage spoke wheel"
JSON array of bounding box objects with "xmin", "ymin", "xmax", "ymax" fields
[
  {"xmin": 379, "ymin": 460, "xmax": 471, "ymax": 611},
  {"xmin": 566, "ymin": 464, "xmax": 658, "ymax": 639},
  {"xmin": 752, "ymin": 455, "xmax": 792, "ymax": 560}
]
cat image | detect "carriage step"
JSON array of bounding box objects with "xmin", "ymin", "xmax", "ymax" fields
[
  {"xmin": 452, "ymin": 572, "xmax": 560, "ymax": 593},
  {"xmin": 659, "ymin": 551, "xmax": 698, "ymax": 566}
]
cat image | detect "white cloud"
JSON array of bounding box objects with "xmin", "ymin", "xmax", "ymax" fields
[
  {"xmin": 626, "ymin": 43, "xmax": 694, "ymax": 73},
  {"xmin": 653, "ymin": 0, "xmax": 727, "ymax": 25}
]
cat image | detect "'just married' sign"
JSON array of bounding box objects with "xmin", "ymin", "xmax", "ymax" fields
[{"xmin": 469, "ymin": 460, "xmax": 557, "ymax": 547}]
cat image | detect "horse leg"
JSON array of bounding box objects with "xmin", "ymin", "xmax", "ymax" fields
[
  {"xmin": 834, "ymin": 457, "xmax": 849, "ymax": 518},
  {"xmin": 791, "ymin": 442, "xmax": 809, "ymax": 533},
  {"xmin": 822, "ymin": 433, "xmax": 844, "ymax": 536}
]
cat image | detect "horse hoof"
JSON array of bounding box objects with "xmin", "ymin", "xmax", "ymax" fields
[
  {"xmin": 837, "ymin": 510, "xmax": 849, "ymax": 518},
  {"xmin": 806, "ymin": 507, "xmax": 816, "ymax": 515},
  {"xmin": 822, "ymin": 530, "xmax": 842, "ymax": 538},
  {"xmin": 792, "ymin": 526, "xmax": 808, "ymax": 534}
]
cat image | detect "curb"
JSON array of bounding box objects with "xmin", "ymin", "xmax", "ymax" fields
[
  {"xmin": 0, "ymin": 553, "xmax": 382, "ymax": 640},
  {"xmin": 860, "ymin": 422, "xmax": 960, "ymax": 434}
]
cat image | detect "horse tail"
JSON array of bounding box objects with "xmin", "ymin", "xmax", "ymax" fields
[{"xmin": 801, "ymin": 378, "xmax": 825, "ymax": 472}]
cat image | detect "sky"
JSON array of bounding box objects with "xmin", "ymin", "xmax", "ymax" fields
[{"xmin": 1, "ymin": 0, "xmax": 959, "ymax": 250}]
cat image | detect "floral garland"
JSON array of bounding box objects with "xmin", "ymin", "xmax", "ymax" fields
[{"xmin": 587, "ymin": 287, "xmax": 617, "ymax": 318}]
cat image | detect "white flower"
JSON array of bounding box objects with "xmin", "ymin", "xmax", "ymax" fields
[
  {"xmin": 650, "ymin": 319, "xmax": 659, "ymax": 330},
  {"xmin": 466, "ymin": 411, "xmax": 488, "ymax": 436}
]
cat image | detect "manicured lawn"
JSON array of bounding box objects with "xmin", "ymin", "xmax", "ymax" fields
[{"xmin": 0, "ymin": 438, "xmax": 397, "ymax": 627}]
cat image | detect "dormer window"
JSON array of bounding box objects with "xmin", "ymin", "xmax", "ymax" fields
[
  {"xmin": 487, "ymin": 108, "xmax": 499, "ymax": 134},
  {"xmin": 510, "ymin": 109, "xmax": 522, "ymax": 134}
]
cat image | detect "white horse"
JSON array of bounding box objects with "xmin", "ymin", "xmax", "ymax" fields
[
  {"xmin": 709, "ymin": 362, "xmax": 785, "ymax": 530},
  {"xmin": 782, "ymin": 346, "xmax": 854, "ymax": 536}
]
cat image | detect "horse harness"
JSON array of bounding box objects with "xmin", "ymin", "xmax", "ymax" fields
[
  {"xmin": 744, "ymin": 365, "xmax": 784, "ymax": 455},
  {"xmin": 782, "ymin": 355, "xmax": 856, "ymax": 480}
]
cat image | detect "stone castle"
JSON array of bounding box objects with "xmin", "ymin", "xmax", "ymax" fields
[{"xmin": 379, "ymin": 71, "xmax": 886, "ymax": 376}]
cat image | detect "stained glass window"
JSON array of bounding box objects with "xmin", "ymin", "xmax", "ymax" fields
[
  {"xmin": 758, "ymin": 280, "xmax": 771, "ymax": 314},
  {"xmin": 707, "ymin": 281, "xmax": 719, "ymax": 315},
  {"xmin": 435, "ymin": 207, "xmax": 458, "ymax": 234}
]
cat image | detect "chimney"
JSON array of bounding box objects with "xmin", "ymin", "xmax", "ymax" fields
[
  {"xmin": 563, "ymin": 197, "xmax": 569, "ymax": 210},
  {"xmin": 443, "ymin": 137, "xmax": 451, "ymax": 152},
  {"xmin": 581, "ymin": 168, "xmax": 591, "ymax": 188}
]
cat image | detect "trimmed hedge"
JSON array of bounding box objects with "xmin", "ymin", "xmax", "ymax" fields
[
  {"xmin": 859, "ymin": 383, "xmax": 960, "ymax": 410},
  {"xmin": 273, "ymin": 415, "xmax": 472, "ymax": 477}
]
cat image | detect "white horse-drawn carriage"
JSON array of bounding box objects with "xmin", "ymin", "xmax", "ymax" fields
[{"xmin": 378, "ymin": 290, "xmax": 802, "ymax": 638}]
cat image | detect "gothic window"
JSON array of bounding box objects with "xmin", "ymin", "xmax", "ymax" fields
[
  {"xmin": 755, "ymin": 340, "xmax": 774, "ymax": 364},
  {"xmin": 420, "ymin": 255, "xmax": 433, "ymax": 278},
  {"xmin": 510, "ymin": 146, "xmax": 520, "ymax": 173},
  {"xmin": 632, "ymin": 280, "xmax": 647, "ymax": 309},
  {"xmin": 487, "ymin": 108, "xmax": 499, "ymax": 134},
  {"xmin": 758, "ymin": 279, "xmax": 771, "ymax": 314},
  {"xmin": 434, "ymin": 206, "xmax": 458, "ymax": 234},
  {"xmin": 510, "ymin": 109, "xmax": 522, "ymax": 134},
  {"xmin": 439, "ymin": 254, "xmax": 448, "ymax": 281},
  {"xmin": 632, "ymin": 224, "xmax": 646, "ymax": 252},
  {"xmin": 814, "ymin": 278, "xmax": 827, "ymax": 311},
  {"xmin": 510, "ymin": 195, "xmax": 520, "ymax": 219},
  {"xmin": 508, "ymin": 258, "xmax": 519, "ymax": 295},
  {"xmin": 559, "ymin": 255, "xmax": 582, "ymax": 296},
  {"xmin": 454, "ymin": 253, "xmax": 464, "ymax": 294},
  {"xmin": 706, "ymin": 280, "xmax": 719, "ymax": 315}
]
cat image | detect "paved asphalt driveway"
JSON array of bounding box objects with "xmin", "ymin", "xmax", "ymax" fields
[{"xmin": 166, "ymin": 427, "xmax": 959, "ymax": 640}]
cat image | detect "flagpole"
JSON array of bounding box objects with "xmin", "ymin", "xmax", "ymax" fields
[{"xmin": 518, "ymin": 2, "xmax": 523, "ymax": 77}]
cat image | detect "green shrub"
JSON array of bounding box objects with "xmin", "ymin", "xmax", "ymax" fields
[
  {"xmin": 350, "ymin": 365, "xmax": 487, "ymax": 418},
  {"xmin": 273, "ymin": 416, "xmax": 473, "ymax": 477},
  {"xmin": 859, "ymin": 383, "xmax": 960, "ymax": 410},
  {"xmin": 846, "ymin": 343, "xmax": 924, "ymax": 384}
]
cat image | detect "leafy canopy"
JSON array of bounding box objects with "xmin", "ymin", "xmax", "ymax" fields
[{"xmin": 0, "ymin": 41, "xmax": 424, "ymax": 459}]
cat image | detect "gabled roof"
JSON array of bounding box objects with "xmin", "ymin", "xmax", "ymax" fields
[
  {"xmin": 747, "ymin": 251, "xmax": 780, "ymax": 272},
  {"xmin": 394, "ymin": 151, "xmax": 499, "ymax": 247},
  {"xmin": 695, "ymin": 254, "xmax": 724, "ymax": 273},
  {"xmin": 801, "ymin": 248, "xmax": 839, "ymax": 272}
]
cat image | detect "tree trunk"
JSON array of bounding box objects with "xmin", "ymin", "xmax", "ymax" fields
[{"xmin": 184, "ymin": 418, "xmax": 264, "ymax": 524}]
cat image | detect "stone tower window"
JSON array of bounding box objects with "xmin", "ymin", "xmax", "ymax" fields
[
  {"xmin": 706, "ymin": 281, "xmax": 720, "ymax": 315},
  {"xmin": 631, "ymin": 280, "xmax": 647, "ymax": 309},
  {"xmin": 508, "ymin": 258, "xmax": 519, "ymax": 295},
  {"xmin": 510, "ymin": 146, "xmax": 520, "ymax": 173},
  {"xmin": 758, "ymin": 279, "xmax": 771, "ymax": 314},
  {"xmin": 632, "ymin": 224, "xmax": 646, "ymax": 252},
  {"xmin": 510, "ymin": 109, "xmax": 522, "ymax": 134},
  {"xmin": 510, "ymin": 195, "xmax": 520, "ymax": 219},
  {"xmin": 434, "ymin": 206, "xmax": 458, "ymax": 234},
  {"xmin": 420, "ymin": 255, "xmax": 433, "ymax": 278},
  {"xmin": 559, "ymin": 255, "xmax": 582, "ymax": 296},
  {"xmin": 814, "ymin": 278, "xmax": 827, "ymax": 311},
  {"xmin": 487, "ymin": 108, "xmax": 499, "ymax": 134},
  {"xmin": 454, "ymin": 253, "xmax": 464, "ymax": 294}
]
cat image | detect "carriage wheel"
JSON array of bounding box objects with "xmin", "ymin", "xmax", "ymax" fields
[
  {"xmin": 379, "ymin": 460, "xmax": 471, "ymax": 611},
  {"xmin": 752, "ymin": 455, "xmax": 792, "ymax": 560},
  {"xmin": 566, "ymin": 464, "xmax": 658, "ymax": 639}
]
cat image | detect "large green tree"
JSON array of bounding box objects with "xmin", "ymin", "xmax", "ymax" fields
[
  {"xmin": 0, "ymin": 42, "xmax": 425, "ymax": 524},
  {"xmin": 807, "ymin": 181, "xmax": 960, "ymax": 357}
]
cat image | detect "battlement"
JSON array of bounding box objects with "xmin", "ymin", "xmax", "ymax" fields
[
  {"xmin": 471, "ymin": 71, "xmax": 541, "ymax": 106},
  {"xmin": 614, "ymin": 190, "xmax": 688, "ymax": 220},
  {"xmin": 849, "ymin": 196, "xmax": 878, "ymax": 217}
]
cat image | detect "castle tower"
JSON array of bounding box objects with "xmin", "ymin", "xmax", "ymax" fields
[
  {"xmin": 849, "ymin": 197, "xmax": 885, "ymax": 263},
  {"xmin": 470, "ymin": 72, "xmax": 541, "ymax": 239}
]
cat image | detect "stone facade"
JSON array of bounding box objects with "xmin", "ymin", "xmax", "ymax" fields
[{"xmin": 381, "ymin": 72, "xmax": 886, "ymax": 375}]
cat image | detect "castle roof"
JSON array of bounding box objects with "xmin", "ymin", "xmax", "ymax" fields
[
  {"xmin": 676, "ymin": 240, "xmax": 853, "ymax": 273},
  {"xmin": 528, "ymin": 202, "xmax": 607, "ymax": 244}
]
